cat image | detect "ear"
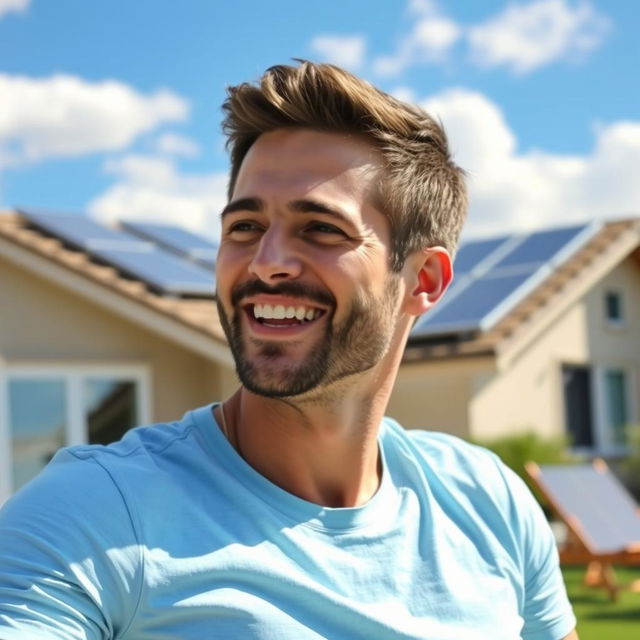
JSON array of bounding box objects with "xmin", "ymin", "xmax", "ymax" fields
[{"xmin": 403, "ymin": 247, "xmax": 453, "ymax": 317}]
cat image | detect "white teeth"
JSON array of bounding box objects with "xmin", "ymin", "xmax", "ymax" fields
[{"xmin": 252, "ymin": 303, "xmax": 320, "ymax": 322}]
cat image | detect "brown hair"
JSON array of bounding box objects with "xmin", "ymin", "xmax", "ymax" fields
[{"xmin": 222, "ymin": 61, "xmax": 467, "ymax": 271}]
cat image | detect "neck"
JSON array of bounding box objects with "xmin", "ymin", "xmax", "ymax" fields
[{"xmin": 218, "ymin": 325, "xmax": 409, "ymax": 508}]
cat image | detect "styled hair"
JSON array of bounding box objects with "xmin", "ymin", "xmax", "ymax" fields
[{"xmin": 222, "ymin": 61, "xmax": 467, "ymax": 271}]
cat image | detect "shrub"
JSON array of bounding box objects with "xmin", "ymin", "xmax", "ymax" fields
[{"xmin": 619, "ymin": 424, "xmax": 640, "ymax": 501}]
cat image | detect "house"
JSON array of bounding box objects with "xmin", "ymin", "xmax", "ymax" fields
[
  {"xmin": 391, "ymin": 217, "xmax": 640, "ymax": 455},
  {"xmin": 0, "ymin": 210, "xmax": 236, "ymax": 503},
  {"xmin": 1, "ymin": 209, "xmax": 638, "ymax": 501}
]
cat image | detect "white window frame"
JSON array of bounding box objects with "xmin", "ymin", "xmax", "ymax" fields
[
  {"xmin": 0, "ymin": 362, "xmax": 151, "ymax": 503},
  {"xmin": 593, "ymin": 364, "xmax": 637, "ymax": 456}
]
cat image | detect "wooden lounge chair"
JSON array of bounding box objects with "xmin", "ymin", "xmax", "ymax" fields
[{"xmin": 525, "ymin": 458, "xmax": 640, "ymax": 600}]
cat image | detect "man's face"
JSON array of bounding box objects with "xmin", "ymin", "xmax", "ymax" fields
[{"xmin": 216, "ymin": 128, "xmax": 405, "ymax": 398}]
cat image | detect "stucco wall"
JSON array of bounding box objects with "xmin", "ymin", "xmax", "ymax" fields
[
  {"xmin": 389, "ymin": 356, "xmax": 494, "ymax": 438},
  {"xmin": 469, "ymin": 303, "xmax": 588, "ymax": 441},
  {"xmin": 0, "ymin": 257, "xmax": 235, "ymax": 422}
]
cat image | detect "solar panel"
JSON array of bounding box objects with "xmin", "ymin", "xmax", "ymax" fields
[
  {"xmin": 413, "ymin": 269, "xmax": 537, "ymax": 335},
  {"xmin": 21, "ymin": 210, "xmax": 215, "ymax": 297},
  {"xmin": 22, "ymin": 210, "xmax": 150, "ymax": 252},
  {"xmin": 453, "ymin": 236, "xmax": 507, "ymax": 275},
  {"xmin": 411, "ymin": 221, "xmax": 600, "ymax": 338},
  {"xmin": 536, "ymin": 464, "xmax": 640, "ymax": 553},
  {"xmin": 93, "ymin": 247, "xmax": 214, "ymax": 296},
  {"xmin": 122, "ymin": 221, "xmax": 217, "ymax": 271},
  {"xmin": 492, "ymin": 224, "xmax": 591, "ymax": 271}
]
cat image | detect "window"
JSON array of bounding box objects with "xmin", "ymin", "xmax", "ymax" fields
[
  {"xmin": 562, "ymin": 365, "xmax": 594, "ymax": 448},
  {"xmin": 561, "ymin": 364, "xmax": 636, "ymax": 455},
  {"xmin": 1, "ymin": 365, "xmax": 150, "ymax": 498},
  {"xmin": 9, "ymin": 378, "xmax": 67, "ymax": 492},
  {"xmin": 604, "ymin": 290, "xmax": 624, "ymax": 325},
  {"xmin": 604, "ymin": 368, "xmax": 629, "ymax": 447}
]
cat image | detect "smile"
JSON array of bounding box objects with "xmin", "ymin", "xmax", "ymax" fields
[{"xmin": 249, "ymin": 303, "xmax": 323, "ymax": 326}]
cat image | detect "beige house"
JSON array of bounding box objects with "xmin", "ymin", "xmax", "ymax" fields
[
  {"xmin": 1, "ymin": 210, "xmax": 639, "ymax": 501},
  {"xmin": 392, "ymin": 219, "xmax": 640, "ymax": 452}
]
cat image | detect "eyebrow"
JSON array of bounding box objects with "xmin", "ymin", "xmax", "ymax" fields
[
  {"xmin": 220, "ymin": 197, "xmax": 262, "ymax": 218},
  {"xmin": 220, "ymin": 197, "xmax": 353, "ymax": 225}
]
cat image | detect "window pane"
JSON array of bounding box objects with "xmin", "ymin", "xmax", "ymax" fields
[
  {"xmin": 605, "ymin": 291, "xmax": 623, "ymax": 322},
  {"xmin": 605, "ymin": 369, "xmax": 628, "ymax": 445},
  {"xmin": 9, "ymin": 379, "xmax": 67, "ymax": 490},
  {"xmin": 562, "ymin": 365, "xmax": 594, "ymax": 448},
  {"xmin": 84, "ymin": 378, "xmax": 138, "ymax": 445}
]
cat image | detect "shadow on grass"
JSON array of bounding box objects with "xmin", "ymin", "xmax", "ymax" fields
[
  {"xmin": 569, "ymin": 593, "xmax": 610, "ymax": 604},
  {"xmin": 581, "ymin": 609, "xmax": 640, "ymax": 621}
]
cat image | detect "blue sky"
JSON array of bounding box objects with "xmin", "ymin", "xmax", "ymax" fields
[{"xmin": 0, "ymin": 0, "xmax": 638, "ymax": 240}]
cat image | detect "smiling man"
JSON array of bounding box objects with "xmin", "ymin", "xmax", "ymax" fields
[{"xmin": 0, "ymin": 62, "xmax": 578, "ymax": 639}]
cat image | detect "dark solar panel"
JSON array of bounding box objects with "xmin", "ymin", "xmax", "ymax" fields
[
  {"xmin": 410, "ymin": 222, "xmax": 599, "ymax": 338},
  {"xmin": 24, "ymin": 211, "xmax": 150, "ymax": 252},
  {"xmin": 21, "ymin": 210, "xmax": 214, "ymax": 296},
  {"xmin": 538, "ymin": 464, "xmax": 640, "ymax": 553},
  {"xmin": 122, "ymin": 221, "xmax": 217, "ymax": 271},
  {"xmin": 93, "ymin": 247, "xmax": 214, "ymax": 296},
  {"xmin": 412, "ymin": 269, "xmax": 536, "ymax": 335},
  {"xmin": 453, "ymin": 236, "xmax": 507, "ymax": 275},
  {"xmin": 492, "ymin": 224, "xmax": 590, "ymax": 270}
]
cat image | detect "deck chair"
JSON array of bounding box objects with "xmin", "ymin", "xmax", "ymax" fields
[{"xmin": 525, "ymin": 458, "xmax": 640, "ymax": 600}]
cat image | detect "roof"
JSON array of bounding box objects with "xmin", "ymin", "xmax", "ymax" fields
[
  {"xmin": 0, "ymin": 210, "xmax": 230, "ymax": 363},
  {"xmin": 1, "ymin": 209, "xmax": 638, "ymax": 364},
  {"xmin": 404, "ymin": 217, "xmax": 640, "ymax": 362}
]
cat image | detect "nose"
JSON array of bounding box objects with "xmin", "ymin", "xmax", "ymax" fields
[{"xmin": 248, "ymin": 226, "xmax": 303, "ymax": 283}]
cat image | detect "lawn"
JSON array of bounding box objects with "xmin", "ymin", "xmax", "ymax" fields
[{"xmin": 563, "ymin": 566, "xmax": 640, "ymax": 639}]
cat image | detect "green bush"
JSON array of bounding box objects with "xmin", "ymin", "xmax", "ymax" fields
[{"xmin": 620, "ymin": 424, "xmax": 640, "ymax": 501}]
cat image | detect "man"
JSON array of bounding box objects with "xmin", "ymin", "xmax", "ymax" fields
[{"xmin": 0, "ymin": 61, "xmax": 578, "ymax": 639}]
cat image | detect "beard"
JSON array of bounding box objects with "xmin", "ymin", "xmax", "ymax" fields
[{"xmin": 217, "ymin": 277, "xmax": 400, "ymax": 398}]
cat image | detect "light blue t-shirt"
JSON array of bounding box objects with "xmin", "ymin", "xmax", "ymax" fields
[{"xmin": 0, "ymin": 405, "xmax": 576, "ymax": 639}]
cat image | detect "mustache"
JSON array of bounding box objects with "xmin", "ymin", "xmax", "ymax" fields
[{"xmin": 230, "ymin": 280, "xmax": 335, "ymax": 308}]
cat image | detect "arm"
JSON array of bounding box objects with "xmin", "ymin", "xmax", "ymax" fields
[
  {"xmin": 493, "ymin": 461, "xmax": 578, "ymax": 640},
  {"xmin": 0, "ymin": 449, "xmax": 142, "ymax": 639}
]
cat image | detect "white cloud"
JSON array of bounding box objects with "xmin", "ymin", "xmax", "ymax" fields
[
  {"xmin": 390, "ymin": 86, "xmax": 418, "ymax": 104},
  {"xmin": 419, "ymin": 89, "xmax": 640, "ymax": 237},
  {"xmin": 88, "ymin": 155, "xmax": 227, "ymax": 242},
  {"xmin": 467, "ymin": 0, "xmax": 611, "ymax": 74},
  {"xmin": 309, "ymin": 35, "xmax": 366, "ymax": 70},
  {"xmin": 370, "ymin": 0, "xmax": 610, "ymax": 77},
  {"xmin": 373, "ymin": 2, "xmax": 461, "ymax": 76},
  {"xmin": 0, "ymin": 0, "xmax": 29, "ymax": 19},
  {"xmin": 153, "ymin": 132, "xmax": 200, "ymax": 157},
  {"xmin": 0, "ymin": 73, "xmax": 188, "ymax": 165}
]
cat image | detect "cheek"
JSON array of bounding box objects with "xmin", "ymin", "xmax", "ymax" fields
[{"xmin": 216, "ymin": 246, "xmax": 250, "ymax": 283}]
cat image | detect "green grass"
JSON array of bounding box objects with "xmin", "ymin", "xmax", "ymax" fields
[{"xmin": 563, "ymin": 566, "xmax": 640, "ymax": 639}]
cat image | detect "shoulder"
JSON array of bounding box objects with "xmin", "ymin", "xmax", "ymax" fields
[
  {"xmin": 382, "ymin": 417, "xmax": 513, "ymax": 490},
  {"xmin": 380, "ymin": 418, "xmax": 546, "ymax": 540},
  {"xmin": 0, "ymin": 406, "xmax": 210, "ymax": 545},
  {"xmin": 0, "ymin": 447, "xmax": 145, "ymax": 636}
]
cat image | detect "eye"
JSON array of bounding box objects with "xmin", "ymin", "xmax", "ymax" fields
[
  {"xmin": 306, "ymin": 222, "xmax": 346, "ymax": 236},
  {"xmin": 226, "ymin": 220, "xmax": 263, "ymax": 236}
]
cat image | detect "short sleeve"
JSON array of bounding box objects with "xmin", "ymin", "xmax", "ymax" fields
[
  {"xmin": 498, "ymin": 464, "xmax": 576, "ymax": 640},
  {"xmin": 0, "ymin": 449, "xmax": 143, "ymax": 639}
]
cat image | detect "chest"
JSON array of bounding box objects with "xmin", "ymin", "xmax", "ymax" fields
[{"xmin": 125, "ymin": 509, "xmax": 525, "ymax": 640}]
